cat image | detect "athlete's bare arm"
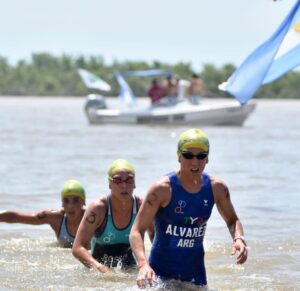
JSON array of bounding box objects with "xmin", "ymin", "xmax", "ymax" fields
[
  {"xmin": 130, "ymin": 177, "xmax": 171, "ymax": 288},
  {"xmin": 72, "ymin": 198, "xmax": 110, "ymax": 273},
  {"xmin": 211, "ymin": 176, "xmax": 248, "ymax": 264},
  {"xmin": 0, "ymin": 209, "xmax": 63, "ymax": 236},
  {"xmin": 136, "ymin": 196, "xmax": 155, "ymax": 242}
]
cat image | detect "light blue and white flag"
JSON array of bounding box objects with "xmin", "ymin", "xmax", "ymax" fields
[
  {"xmin": 219, "ymin": 0, "xmax": 300, "ymax": 105},
  {"xmin": 78, "ymin": 68, "xmax": 111, "ymax": 92}
]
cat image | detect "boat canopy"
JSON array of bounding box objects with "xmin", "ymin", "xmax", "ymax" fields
[{"xmin": 122, "ymin": 69, "xmax": 171, "ymax": 77}]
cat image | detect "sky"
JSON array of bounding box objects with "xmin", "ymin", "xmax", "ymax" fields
[{"xmin": 0, "ymin": 0, "xmax": 296, "ymax": 71}]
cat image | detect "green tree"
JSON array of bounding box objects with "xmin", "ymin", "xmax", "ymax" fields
[{"xmin": 0, "ymin": 53, "xmax": 299, "ymax": 99}]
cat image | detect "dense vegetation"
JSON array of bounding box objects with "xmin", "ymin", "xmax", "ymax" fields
[{"xmin": 0, "ymin": 53, "xmax": 299, "ymax": 99}]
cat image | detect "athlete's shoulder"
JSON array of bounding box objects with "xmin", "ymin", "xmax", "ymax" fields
[
  {"xmin": 144, "ymin": 175, "xmax": 172, "ymax": 208},
  {"xmin": 209, "ymin": 175, "xmax": 225, "ymax": 186},
  {"xmin": 88, "ymin": 196, "xmax": 107, "ymax": 213},
  {"xmin": 209, "ymin": 175, "xmax": 229, "ymax": 201},
  {"xmin": 83, "ymin": 196, "xmax": 107, "ymax": 226},
  {"xmin": 153, "ymin": 175, "xmax": 171, "ymax": 190}
]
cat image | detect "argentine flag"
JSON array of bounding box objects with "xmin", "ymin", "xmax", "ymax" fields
[{"xmin": 220, "ymin": 0, "xmax": 300, "ymax": 105}]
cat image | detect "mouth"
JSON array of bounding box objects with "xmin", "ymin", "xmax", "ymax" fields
[
  {"xmin": 190, "ymin": 168, "xmax": 200, "ymax": 173},
  {"xmin": 120, "ymin": 192, "xmax": 129, "ymax": 195}
]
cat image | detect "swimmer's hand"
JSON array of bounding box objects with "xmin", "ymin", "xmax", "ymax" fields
[
  {"xmin": 137, "ymin": 262, "xmax": 157, "ymax": 289},
  {"xmin": 95, "ymin": 263, "xmax": 112, "ymax": 273},
  {"xmin": 232, "ymin": 239, "xmax": 248, "ymax": 264}
]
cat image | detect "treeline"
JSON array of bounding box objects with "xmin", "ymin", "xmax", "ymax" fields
[{"xmin": 0, "ymin": 53, "xmax": 299, "ymax": 99}]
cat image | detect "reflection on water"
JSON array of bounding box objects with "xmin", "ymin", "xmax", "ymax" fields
[{"xmin": 0, "ymin": 98, "xmax": 300, "ymax": 290}]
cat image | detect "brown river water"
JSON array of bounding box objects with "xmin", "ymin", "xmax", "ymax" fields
[{"xmin": 0, "ymin": 97, "xmax": 299, "ymax": 290}]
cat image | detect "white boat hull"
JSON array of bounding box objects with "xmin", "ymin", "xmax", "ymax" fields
[{"xmin": 85, "ymin": 98, "xmax": 256, "ymax": 126}]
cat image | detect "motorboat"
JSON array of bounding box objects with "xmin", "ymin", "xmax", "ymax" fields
[
  {"xmin": 84, "ymin": 94, "xmax": 256, "ymax": 126},
  {"xmin": 79, "ymin": 69, "xmax": 256, "ymax": 126}
]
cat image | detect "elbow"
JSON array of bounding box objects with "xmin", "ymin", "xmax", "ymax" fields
[
  {"xmin": 72, "ymin": 243, "xmax": 81, "ymax": 259},
  {"xmin": 129, "ymin": 230, "xmax": 136, "ymax": 244},
  {"xmin": 71, "ymin": 246, "xmax": 77, "ymax": 258},
  {"xmin": 72, "ymin": 240, "xmax": 90, "ymax": 259},
  {"xmin": 129, "ymin": 228, "xmax": 141, "ymax": 244}
]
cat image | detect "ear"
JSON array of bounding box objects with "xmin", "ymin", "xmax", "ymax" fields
[
  {"xmin": 177, "ymin": 151, "xmax": 181, "ymax": 163},
  {"xmin": 178, "ymin": 153, "xmax": 181, "ymax": 163},
  {"xmin": 206, "ymin": 157, "xmax": 209, "ymax": 164}
]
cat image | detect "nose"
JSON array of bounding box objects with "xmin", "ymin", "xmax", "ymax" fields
[
  {"xmin": 66, "ymin": 200, "xmax": 76, "ymax": 208},
  {"xmin": 120, "ymin": 181, "xmax": 129, "ymax": 188},
  {"xmin": 191, "ymin": 157, "xmax": 200, "ymax": 165}
]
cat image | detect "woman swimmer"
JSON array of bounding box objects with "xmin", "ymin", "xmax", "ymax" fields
[
  {"xmin": 0, "ymin": 179, "xmax": 85, "ymax": 248},
  {"xmin": 72, "ymin": 159, "xmax": 154, "ymax": 272}
]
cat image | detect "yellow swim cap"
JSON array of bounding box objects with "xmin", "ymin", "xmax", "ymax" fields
[
  {"xmin": 108, "ymin": 159, "xmax": 135, "ymax": 178},
  {"xmin": 61, "ymin": 179, "xmax": 86, "ymax": 203},
  {"xmin": 177, "ymin": 128, "xmax": 209, "ymax": 153}
]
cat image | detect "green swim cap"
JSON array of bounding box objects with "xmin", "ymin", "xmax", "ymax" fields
[
  {"xmin": 61, "ymin": 179, "xmax": 86, "ymax": 203},
  {"xmin": 177, "ymin": 128, "xmax": 209, "ymax": 153},
  {"xmin": 108, "ymin": 159, "xmax": 135, "ymax": 178}
]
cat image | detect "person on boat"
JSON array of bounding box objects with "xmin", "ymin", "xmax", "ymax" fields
[
  {"xmin": 147, "ymin": 79, "xmax": 164, "ymax": 105},
  {"xmin": 72, "ymin": 159, "xmax": 154, "ymax": 273},
  {"xmin": 188, "ymin": 73, "xmax": 208, "ymax": 104},
  {"xmin": 161, "ymin": 75, "xmax": 179, "ymax": 103},
  {"xmin": 0, "ymin": 179, "xmax": 86, "ymax": 248},
  {"xmin": 130, "ymin": 128, "xmax": 248, "ymax": 288}
]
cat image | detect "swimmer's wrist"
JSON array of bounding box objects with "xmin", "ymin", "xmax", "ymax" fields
[
  {"xmin": 137, "ymin": 260, "xmax": 148, "ymax": 269},
  {"xmin": 233, "ymin": 236, "xmax": 247, "ymax": 245}
]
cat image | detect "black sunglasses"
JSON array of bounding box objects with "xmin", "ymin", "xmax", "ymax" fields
[{"xmin": 181, "ymin": 151, "xmax": 208, "ymax": 160}]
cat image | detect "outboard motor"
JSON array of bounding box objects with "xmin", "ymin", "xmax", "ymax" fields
[{"xmin": 84, "ymin": 94, "xmax": 107, "ymax": 112}]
